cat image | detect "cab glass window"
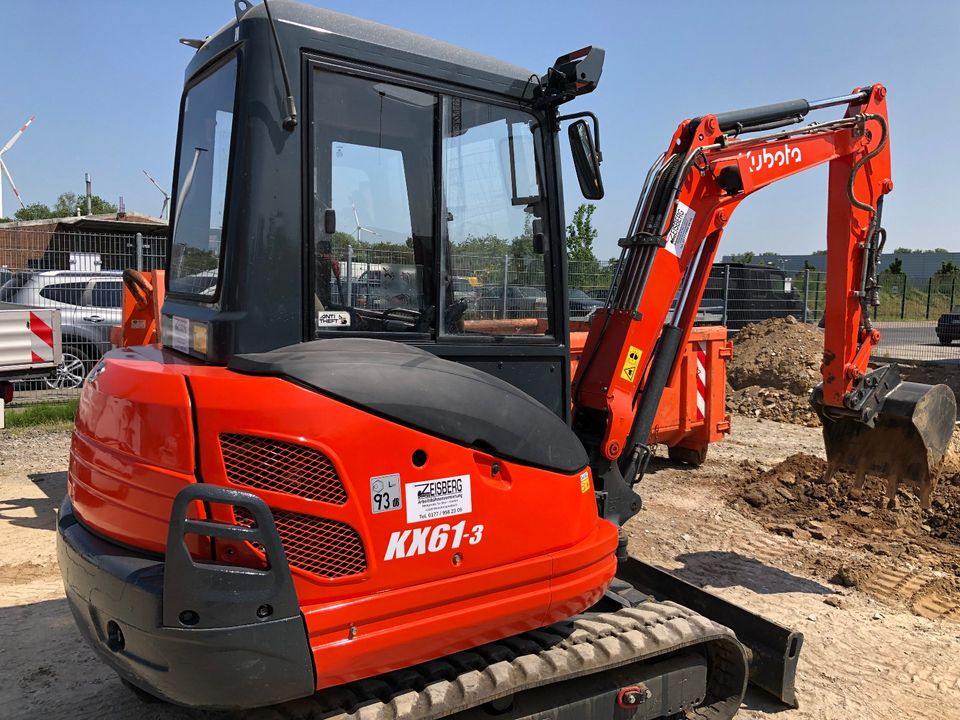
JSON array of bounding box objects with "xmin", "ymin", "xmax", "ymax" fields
[
  {"xmin": 311, "ymin": 70, "xmax": 436, "ymax": 334},
  {"xmin": 440, "ymin": 98, "xmax": 550, "ymax": 337},
  {"xmin": 168, "ymin": 56, "xmax": 237, "ymax": 299}
]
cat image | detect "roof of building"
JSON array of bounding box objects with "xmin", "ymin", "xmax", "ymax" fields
[{"xmin": 0, "ymin": 212, "xmax": 167, "ymax": 232}]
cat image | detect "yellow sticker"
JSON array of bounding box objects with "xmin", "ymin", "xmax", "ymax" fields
[
  {"xmin": 191, "ymin": 322, "xmax": 208, "ymax": 354},
  {"xmin": 619, "ymin": 345, "xmax": 642, "ymax": 383},
  {"xmin": 580, "ymin": 471, "xmax": 590, "ymax": 493}
]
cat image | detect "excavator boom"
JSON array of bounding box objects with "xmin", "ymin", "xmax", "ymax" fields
[{"xmin": 574, "ymin": 85, "xmax": 955, "ymax": 519}]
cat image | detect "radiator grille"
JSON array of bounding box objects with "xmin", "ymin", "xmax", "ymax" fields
[
  {"xmin": 234, "ymin": 507, "xmax": 367, "ymax": 579},
  {"xmin": 220, "ymin": 433, "xmax": 347, "ymax": 505}
]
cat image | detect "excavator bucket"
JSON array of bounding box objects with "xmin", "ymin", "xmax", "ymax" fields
[{"xmin": 811, "ymin": 377, "xmax": 956, "ymax": 508}]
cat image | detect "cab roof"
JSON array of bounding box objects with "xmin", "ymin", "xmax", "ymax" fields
[{"xmin": 189, "ymin": 0, "xmax": 539, "ymax": 101}]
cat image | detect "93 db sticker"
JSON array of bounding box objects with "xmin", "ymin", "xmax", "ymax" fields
[
  {"xmin": 406, "ymin": 475, "xmax": 472, "ymax": 523},
  {"xmin": 370, "ymin": 473, "xmax": 402, "ymax": 514}
]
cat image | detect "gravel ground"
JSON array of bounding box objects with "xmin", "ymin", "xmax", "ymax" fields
[{"xmin": 1, "ymin": 419, "xmax": 959, "ymax": 719}]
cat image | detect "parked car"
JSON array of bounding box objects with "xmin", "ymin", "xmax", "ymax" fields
[
  {"xmin": 0, "ymin": 270, "xmax": 123, "ymax": 388},
  {"xmin": 476, "ymin": 285, "xmax": 547, "ymax": 320},
  {"xmin": 451, "ymin": 276, "xmax": 479, "ymax": 305},
  {"xmin": 936, "ymin": 306, "xmax": 960, "ymax": 345},
  {"xmin": 354, "ymin": 266, "xmax": 421, "ymax": 311},
  {"xmin": 568, "ymin": 288, "xmax": 604, "ymax": 320},
  {"xmin": 700, "ymin": 263, "xmax": 808, "ymax": 331}
]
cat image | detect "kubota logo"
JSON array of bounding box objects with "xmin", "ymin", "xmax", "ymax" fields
[{"xmin": 744, "ymin": 143, "xmax": 802, "ymax": 173}]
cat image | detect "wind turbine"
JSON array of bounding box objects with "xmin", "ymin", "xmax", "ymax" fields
[
  {"xmin": 142, "ymin": 169, "xmax": 171, "ymax": 219},
  {"xmin": 352, "ymin": 204, "xmax": 379, "ymax": 243},
  {"xmin": 0, "ymin": 116, "xmax": 34, "ymax": 219}
]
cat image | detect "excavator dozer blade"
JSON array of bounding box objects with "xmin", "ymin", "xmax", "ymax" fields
[{"xmin": 811, "ymin": 380, "xmax": 956, "ymax": 506}]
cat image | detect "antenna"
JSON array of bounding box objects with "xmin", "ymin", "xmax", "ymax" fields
[
  {"xmin": 352, "ymin": 204, "xmax": 379, "ymax": 243},
  {"xmin": 0, "ymin": 116, "xmax": 34, "ymax": 218},
  {"xmin": 142, "ymin": 169, "xmax": 171, "ymax": 219}
]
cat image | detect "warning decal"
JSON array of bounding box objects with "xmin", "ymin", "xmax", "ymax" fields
[
  {"xmin": 406, "ymin": 475, "xmax": 472, "ymax": 523},
  {"xmin": 665, "ymin": 201, "xmax": 695, "ymax": 257},
  {"xmin": 619, "ymin": 345, "xmax": 643, "ymax": 383}
]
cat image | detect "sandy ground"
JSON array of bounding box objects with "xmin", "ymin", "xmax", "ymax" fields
[{"xmin": 2, "ymin": 419, "xmax": 959, "ymax": 720}]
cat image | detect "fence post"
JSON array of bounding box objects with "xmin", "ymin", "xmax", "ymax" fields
[
  {"xmin": 813, "ymin": 272, "xmax": 820, "ymax": 319},
  {"xmin": 802, "ymin": 268, "xmax": 809, "ymax": 323},
  {"xmin": 346, "ymin": 244, "xmax": 353, "ymax": 305},
  {"xmin": 135, "ymin": 232, "xmax": 144, "ymax": 271},
  {"xmin": 900, "ymin": 274, "xmax": 907, "ymax": 319},
  {"xmin": 926, "ymin": 276, "xmax": 933, "ymax": 320},
  {"xmin": 721, "ymin": 268, "xmax": 730, "ymax": 326},
  {"xmin": 502, "ymin": 254, "xmax": 509, "ymax": 319},
  {"xmin": 952, "ymin": 277, "xmax": 957, "ymax": 311}
]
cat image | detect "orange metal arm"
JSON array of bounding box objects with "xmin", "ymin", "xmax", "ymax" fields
[
  {"xmin": 573, "ymin": 85, "xmax": 891, "ymax": 465},
  {"xmin": 117, "ymin": 269, "xmax": 166, "ymax": 347}
]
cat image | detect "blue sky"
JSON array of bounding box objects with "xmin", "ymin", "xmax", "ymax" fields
[{"xmin": 1, "ymin": 0, "xmax": 957, "ymax": 259}]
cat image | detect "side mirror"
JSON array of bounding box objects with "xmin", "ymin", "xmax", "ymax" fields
[
  {"xmin": 568, "ymin": 119, "xmax": 604, "ymax": 199},
  {"xmin": 324, "ymin": 208, "xmax": 337, "ymax": 234}
]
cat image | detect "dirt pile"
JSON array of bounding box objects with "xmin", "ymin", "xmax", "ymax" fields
[
  {"xmin": 726, "ymin": 384, "xmax": 820, "ymax": 427},
  {"xmin": 736, "ymin": 451, "xmax": 960, "ymax": 566},
  {"xmin": 725, "ymin": 316, "xmax": 823, "ymax": 426}
]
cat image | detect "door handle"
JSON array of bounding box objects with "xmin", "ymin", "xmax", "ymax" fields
[{"xmin": 83, "ymin": 315, "xmax": 104, "ymax": 323}]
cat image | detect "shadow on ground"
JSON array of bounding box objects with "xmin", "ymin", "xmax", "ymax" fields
[
  {"xmin": 0, "ymin": 471, "xmax": 66, "ymax": 532},
  {"xmin": 670, "ymin": 550, "xmax": 835, "ymax": 596}
]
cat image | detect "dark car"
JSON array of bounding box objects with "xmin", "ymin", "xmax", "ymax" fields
[
  {"xmin": 701, "ymin": 263, "xmax": 808, "ymax": 331},
  {"xmin": 568, "ymin": 288, "xmax": 604, "ymax": 320},
  {"xmin": 476, "ymin": 285, "xmax": 547, "ymax": 320},
  {"xmin": 937, "ymin": 306, "xmax": 960, "ymax": 345}
]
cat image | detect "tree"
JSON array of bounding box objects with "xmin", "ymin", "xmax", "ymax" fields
[
  {"xmin": 886, "ymin": 257, "xmax": 903, "ymax": 274},
  {"xmin": 729, "ymin": 251, "xmax": 754, "ymax": 264},
  {"xmin": 53, "ymin": 191, "xmax": 117, "ymax": 217},
  {"xmin": 14, "ymin": 202, "xmax": 55, "ymax": 221},
  {"xmin": 893, "ymin": 247, "xmax": 915, "ymax": 254},
  {"xmin": 937, "ymin": 261, "xmax": 959, "ymax": 276},
  {"xmin": 565, "ymin": 203, "xmax": 597, "ymax": 262},
  {"xmin": 811, "ymin": 249, "xmax": 827, "ymax": 256}
]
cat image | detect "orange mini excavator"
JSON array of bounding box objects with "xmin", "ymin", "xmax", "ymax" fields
[{"xmin": 58, "ymin": 2, "xmax": 954, "ymax": 718}]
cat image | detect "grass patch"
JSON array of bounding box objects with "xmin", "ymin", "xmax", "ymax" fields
[{"xmin": 4, "ymin": 399, "xmax": 78, "ymax": 429}]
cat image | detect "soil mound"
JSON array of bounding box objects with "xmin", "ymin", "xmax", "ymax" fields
[
  {"xmin": 725, "ymin": 316, "xmax": 823, "ymax": 425},
  {"xmin": 727, "ymin": 316, "xmax": 822, "ymax": 394},
  {"xmin": 737, "ymin": 451, "xmax": 960, "ymax": 563},
  {"xmin": 726, "ymin": 385, "xmax": 820, "ymax": 427}
]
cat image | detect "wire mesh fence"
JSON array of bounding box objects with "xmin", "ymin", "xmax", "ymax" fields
[
  {"xmin": 0, "ymin": 226, "xmax": 166, "ymax": 405},
  {"xmin": 1, "ymin": 225, "xmax": 956, "ymax": 406}
]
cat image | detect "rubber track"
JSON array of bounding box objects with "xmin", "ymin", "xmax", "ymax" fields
[{"xmin": 250, "ymin": 599, "xmax": 748, "ymax": 720}]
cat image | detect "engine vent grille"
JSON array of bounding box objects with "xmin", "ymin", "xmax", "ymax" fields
[
  {"xmin": 234, "ymin": 507, "xmax": 367, "ymax": 579},
  {"xmin": 220, "ymin": 433, "xmax": 347, "ymax": 505}
]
